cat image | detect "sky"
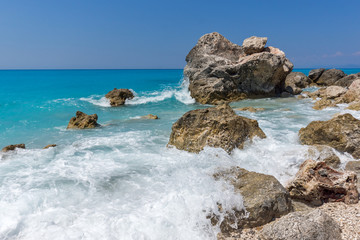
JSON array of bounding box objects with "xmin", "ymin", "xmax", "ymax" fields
[{"xmin": 0, "ymin": 0, "xmax": 360, "ymax": 69}]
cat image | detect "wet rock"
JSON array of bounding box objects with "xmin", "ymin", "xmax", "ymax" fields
[
  {"xmin": 307, "ymin": 145, "xmax": 341, "ymax": 168},
  {"xmin": 316, "ymin": 69, "xmax": 346, "ymax": 86},
  {"xmin": 287, "ymin": 159, "xmax": 358, "ymax": 206},
  {"xmin": 184, "ymin": 32, "xmax": 293, "ymax": 104},
  {"xmin": 242, "ymin": 36, "xmax": 267, "ymax": 55},
  {"xmin": 1, "ymin": 144, "xmax": 25, "ymax": 152},
  {"xmin": 234, "ymin": 107, "xmax": 265, "ymax": 112},
  {"xmin": 308, "ymin": 68, "xmax": 326, "ymax": 82},
  {"xmin": 168, "ymin": 104, "xmax": 266, "ymax": 153},
  {"xmin": 335, "ymin": 73, "xmax": 360, "ymax": 87},
  {"xmin": 299, "ymin": 113, "xmax": 360, "ymax": 158},
  {"xmin": 259, "ymin": 209, "xmax": 342, "ymax": 240},
  {"xmin": 43, "ymin": 144, "xmax": 57, "ymax": 149},
  {"xmin": 214, "ymin": 167, "xmax": 292, "ymax": 234},
  {"xmin": 284, "ymin": 72, "xmax": 311, "ymax": 95},
  {"xmin": 347, "ymin": 101, "xmax": 360, "ymax": 110},
  {"xmin": 67, "ymin": 111, "xmax": 100, "ymax": 129},
  {"xmin": 345, "ymin": 161, "xmax": 360, "ymax": 193},
  {"xmin": 105, "ymin": 88, "xmax": 134, "ymax": 106},
  {"xmin": 140, "ymin": 114, "xmax": 159, "ymax": 119},
  {"xmin": 313, "ymin": 98, "xmax": 336, "ymax": 110}
]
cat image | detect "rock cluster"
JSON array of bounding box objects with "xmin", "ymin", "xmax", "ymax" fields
[
  {"xmin": 67, "ymin": 111, "xmax": 100, "ymax": 129},
  {"xmin": 105, "ymin": 88, "xmax": 134, "ymax": 106},
  {"xmin": 1, "ymin": 144, "xmax": 25, "ymax": 152}
]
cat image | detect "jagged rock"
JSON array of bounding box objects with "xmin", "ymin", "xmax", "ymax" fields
[
  {"xmin": 184, "ymin": 32, "xmax": 293, "ymax": 104},
  {"xmin": 67, "ymin": 111, "xmax": 100, "ymax": 129},
  {"xmin": 140, "ymin": 114, "xmax": 159, "ymax": 119},
  {"xmin": 316, "ymin": 69, "xmax": 346, "ymax": 86},
  {"xmin": 324, "ymin": 86, "xmax": 347, "ymax": 99},
  {"xmin": 308, "ymin": 68, "xmax": 326, "ymax": 82},
  {"xmin": 213, "ymin": 167, "xmax": 292, "ymax": 235},
  {"xmin": 299, "ymin": 114, "xmax": 360, "ymax": 158},
  {"xmin": 307, "ymin": 145, "xmax": 341, "ymax": 168},
  {"xmin": 105, "ymin": 88, "xmax": 134, "ymax": 106},
  {"xmin": 43, "ymin": 144, "xmax": 57, "ymax": 149},
  {"xmin": 1, "ymin": 144, "xmax": 25, "ymax": 152},
  {"xmin": 287, "ymin": 159, "xmax": 358, "ymax": 206},
  {"xmin": 339, "ymin": 79, "xmax": 360, "ymax": 103},
  {"xmin": 284, "ymin": 72, "xmax": 311, "ymax": 94},
  {"xmin": 335, "ymin": 73, "xmax": 360, "ymax": 87},
  {"xmin": 234, "ymin": 107, "xmax": 265, "ymax": 112},
  {"xmin": 259, "ymin": 209, "xmax": 342, "ymax": 240},
  {"xmin": 168, "ymin": 104, "xmax": 266, "ymax": 153},
  {"xmin": 345, "ymin": 161, "xmax": 360, "ymax": 192},
  {"xmin": 242, "ymin": 36, "xmax": 267, "ymax": 55},
  {"xmin": 347, "ymin": 101, "xmax": 360, "ymax": 110},
  {"xmin": 313, "ymin": 98, "xmax": 336, "ymax": 110}
]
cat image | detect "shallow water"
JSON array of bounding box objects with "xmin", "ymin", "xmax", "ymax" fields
[{"xmin": 0, "ymin": 69, "xmax": 360, "ymax": 239}]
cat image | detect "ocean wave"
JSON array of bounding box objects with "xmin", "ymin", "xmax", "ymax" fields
[{"xmin": 80, "ymin": 96, "xmax": 111, "ymax": 107}]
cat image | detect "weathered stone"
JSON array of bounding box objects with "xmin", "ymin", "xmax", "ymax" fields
[
  {"xmin": 259, "ymin": 209, "xmax": 342, "ymax": 240},
  {"xmin": 67, "ymin": 111, "xmax": 100, "ymax": 129},
  {"xmin": 213, "ymin": 167, "xmax": 292, "ymax": 235},
  {"xmin": 284, "ymin": 72, "xmax": 311, "ymax": 94},
  {"xmin": 307, "ymin": 145, "xmax": 341, "ymax": 168},
  {"xmin": 1, "ymin": 144, "xmax": 25, "ymax": 152},
  {"xmin": 43, "ymin": 144, "xmax": 57, "ymax": 149},
  {"xmin": 140, "ymin": 114, "xmax": 159, "ymax": 119},
  {"xmin": 324, "ymin": 86, "xmax": 347, "ymax": 99},
  {"xmin": 308, "ymin": 68, "xmax": 326, "ymax": 82},
  {"xmin": 345, "ymin": 161, "xmax": 360, "ymax": 193},
  {"xmin": 105, "ymin": 88, "xmax": 134, "ymax": 106},
  {"xmin": 299, "ymin": 114, "xmax": 360, "ymax": 158},
  {"xmin": 316, "ymin": 69, "xmax": 346, "ymax": 86},
  {"xmin": 287, "ymin": 159, "xmax": 358, "ymax": 206},
  {"xmin": 184, "ymin": 32, "xmax": 293, "ymax": 104},
  {"xmin": 339, "ymin": 79, "xmax": 360, "ymax": 103},
  {"xmin": 168, "ymin": 104, "xmax": 266, "ymax": 153},
  {"xmin": 234, "ymin": 107, "xmax": 265, "ymax": 112},
  {"xmin": 347, "ymin": 101, "xmax": 360, "ymax": 110},
  {"xmin": 313, "ymin": 98, "xmax": 336, "ymax": 110},
  {"xmin": 334, "ymin": 73, "xmax": 360, "ymax": 87},
  {"xmin": 242, "ymin": 36, "xmax": 267, "ymax": 55}
]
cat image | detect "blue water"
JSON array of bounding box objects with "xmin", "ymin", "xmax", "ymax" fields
[{"xmin": 0, "ymin": 68, "xmax": 359, "ymax": 239}]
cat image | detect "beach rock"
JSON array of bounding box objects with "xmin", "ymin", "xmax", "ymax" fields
[
  {"xmin": 168, "ymin": 104, "xmax": 266, "ymax": 153},
  {"xmin": 287, "ymin": 159, "xmax": 358, "ymax": 206},
  {"xmin": 259, "ymin": 209, "xmax": 342, "ymax": 240},
  {"xmin": 242, "ymin": 36, "xmax": 267, "ymax": 55},
  {"xmin": 324, "ymin": 86, "xmax": 347, "ymax": 99},
  {"xmin": 335, "ymin": 73, "xmax": 360, "ymax": 87},
  {"xmin": 299, "ymin": 114, "xmax": 360, "ymax": 158},
  {"xmin": 234, "ymin": 107, "xmax": 265, "ymax": 112},
  {"xmin": 307, "ymin": 145, "xmax": 341, "ymax": 168},
  {"xmin": 213, "ymin": 167, "xmax": 292, "ymax": 234},
  {"xmin": 284, "ymin": 72, "xmax": 311, "ymax": 94},
  {"xmin": 140, "ymin": 114, "xmax": 159, "ymax": 119},
  {"xmin": 316, "ymin": 69, "xmax": 346, "ymax": 86},
  {"xmin": 184, "ymin": 32, "xmax": 293, "ymax": 104},
  {"xmin": 1, "ymin": 144, "xmax": 25, "ymax": 152},
  {"xmin": 308, "ymin": 68, "xmax": 326, "ymax": 82},
  {"xmin": 43, "ymin": 144, "xmax": 57, "ymax": 149},
  {"xmin": 313, "ymin": 98, "xmax": 336, "ymax": 110},
  {"xmin": 105, "ymin": 88, "xmax": 134, "ymax": 106},
  {"xmin": 347, "ymin": 102, "xmax": 360, "ymax": 110},
  {"xmin": 345, "ymin": 161, "xmax": 360, "ymax": 193},
  {"xmin": 339, "ymin": 79, "xmax": 360, "ymax": 103},
  {"xmin": 67, "ymin": 111, "xmax": 100, "ymax": 129}
]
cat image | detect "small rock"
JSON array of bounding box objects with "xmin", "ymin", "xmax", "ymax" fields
[
  {"xmin": 308, "ymin": 68, "xmax": 326, "ymax": 82},
  {"xmin": 1, "ymin": 144, "xmax": 25, "ymax": 152},
  {"xmin": 67, "ymin": 111, "xmax": 100, "ymax": 129},
  {"xmin": 313, "ymin": 98, "xmax": 336, "ymax": 110},
  {"xmin": 347, "ymin": 102, "xmax": 360, "ymax": 110},
  {"xmin": 345, "ymin": 161, "xmax": 360, "ymax": 193},
  {"xmin": 43, "ymin": 144, "xmax": 57, "ymax": 149},
  {"xmin": 105, "ymin": 88, "xmax": 134, "ymax": 106},
  {"xmin": 234, "ymin": 107, "xmax": 265, "ymax": 112},
  {"xmin": 140, "ymin": 114, "xmax": 159, "ymax": 119},
  {"xmin": 284, "ymin": 72, "xmax": 311, "ymax": 95},
  {"xmin": 242, "ymin": 36, "xmax": 267, "ymax": 55},
  {"xmin": 307, "ymin": 145, "xmax": 341, "ymax": 168}
]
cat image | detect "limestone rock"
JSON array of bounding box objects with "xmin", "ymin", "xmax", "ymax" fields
[
  {"xmin": 284, "ymin": 72, "xmax": 311, "ymax": 95},
  {"xmin": 1, "ymin": 144, "xmax": 25, "ymax": 152},
  {"xmin": 234, "ymin": 107, "xmax": 265, "ymax": 112},
  {"xmin": 140, "ymin": 114, "xmax": 159, "ymax": 119},
  {"xmin": 308, "ymin": 68, "xmax": 326, "ymax": 82},
  {"xmin": 347, "ymin": 101, "xmax": 360, "ymax": 110},
  {"xmin": 105, "ymin": 88, "xmax": 134, "ymax": 106},
  {"xmin": 316, "ymin": 69, "xmax": 346, "ymax": 86},
  {"xmin": 345, "ymin": 161, "xmax": 360, "ymax": 193},
  {"xmin": 287, "ymin": 159, "xmax": 358, "ymax": 206},
  {"xmin": 324, "ymin": 86, "xmax": 347, "ymax": 99},
  {"xmin": 299, "ymin": 114, "xmax": 360, "ymax": 158},
  {"xmin": 339, "ymin": 79, "xmax": 360, "ymax": 103},
  {"xmin": 242, "ymin": 36, "xmax": 267, "ymax": 55},
  {"xmin": 184, "ymin": 32, "xmax": 293, "ymax": 104},
  {"xmin": 168, "ymin": 104, "xmax": 266, "ymax": 153},
  {"xmin": 43, "ymin": 144, "xmax": 57, "ymax": 149},
  {"xmin": 213, "ymin": 167, "xmax": 292, "ymax": 234},
  {"xmin": 67, "ymin": 111, "xmax": 100, "ymax": 129},
  {"xmin": 335, "ymin": 73, "xmax": 360, "ymax": 87},
  {"xmin": 313, "ymin": 98, "xmax": 336, "ymax": 110},
  {"xmin": 307, "ymin": 145, "xmax": 341, "ymax": 168},
  {"xmin": 259, "ymin": 209, "xmax": 342, "ymax": 240}
]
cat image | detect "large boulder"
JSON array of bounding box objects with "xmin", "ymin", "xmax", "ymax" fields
[
  {"xmin": 316, "ymin": 69, "xmax": 346, "ymax": 86},
  {"xmin": 1, "ymin": 144, "xmax": 25, "ymax": 152},
  {"xmin": 287, "ymin": 159, "xmax": 358, "ymax": 206},
  {"xmin": 168, "ymin": 104, "xmax": 266, "ymax": 153},
  {"xmin": 67, "ymin": 111, "xmax": 100, "ymax": 129},
  {"xmin": 284, "ymin": 72, "xmax": 311, "ymax": 94},
  {"xmin": 299, "ymin": 114, "xmax": 360, "ymax": 158},
  {"xmin": 334, "ymin": 73, "xmax": 360, "ymax": 87},
  {"xmin": 214, "ymin": 167, "xmax": 292, "ymax": 235},
  {"xmin": 259, "ymin": 209, "xmax": 342, "ymax": 240},
  {"xmin": 242, "ymin": 36, "xmax": 267, "ymax": 55},
  {"xmin": 308, "ymin": 68, "xmax": 326, "ymax": 82},
  {"xmin": 184, "ymin": 32, "xmax": 293, "ymax": 104},
  {"xmin": 338, "ymin": 79, "xmax": 360, "ymax": 103},
  {"xmin": 105, "ymin": 88, "xmax": 134, "ymax": 106}
]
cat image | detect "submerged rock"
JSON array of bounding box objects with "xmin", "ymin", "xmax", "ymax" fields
[
  {"xmin": 316, "ymin": 69, "xmax": 346, "ymax": 86},
  {"xmin": 259, "ymin": 209, "xmax": 342, "ymax": 240},
  {"xmin": 184, "ymin": 32, "xmax": 293, "ymax": 104},
  {"xmin": 105, "ymin": 88, "xmax": 134, "ymax": 106},
  {"xmin": 284, "ymin": 72, "xmax": 311, "ymax": 95},
  {"xmin": 308, "ymin": 68, "xmax": 326, "ymax": 82},
  {"xmin": 168, "ymin": 104, "xmax": 266, "ymax": 153},
  {"xmin": 299, "ymin": 114, "xmax": 360, "ymax": 158},
  {"xmin": 140, "ymin": 114, "xmax": 159, "ymax": 119},
  {"xmin": 213, "ymin": 167, "xmax": 292, "ymax": 235},
  {"xmin": 43, "ymin": 144, "xmax": 57, "ymax": 149},
  {"xmin": 287, "ymin": 159, "xmax": 358, "ymax": 206},
  {"xmin": 67, "ymin": 111, "xmax": 100, "ymax": 129},
  {"xmin": 234, "ymin": 107, "xmax": 265, "ymax": 112},
  {"xmin": 1, "ymin": 144, "xmax": 25, "ymax": 152}
]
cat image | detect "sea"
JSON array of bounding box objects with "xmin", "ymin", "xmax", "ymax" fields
[{"xmin": 0, "ymin": 68, "xmax": 360, "ymax": 239}]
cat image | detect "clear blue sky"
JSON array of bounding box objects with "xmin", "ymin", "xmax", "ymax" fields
[{"xmin": 1, "ymin": 0, "xmax": 359, "ymax": 69}]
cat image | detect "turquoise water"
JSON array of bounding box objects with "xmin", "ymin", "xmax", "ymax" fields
[{"xmin": 0, "ymin": 69, "xmax": 359, "ymax": 239}]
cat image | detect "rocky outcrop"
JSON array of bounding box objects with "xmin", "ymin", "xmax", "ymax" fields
[
  {"xmin": 67, "ymin": 111, "xmax": 100, "ymax": 129},
  {"xmin": 184, "ymin": 32, "xmax": 293, "ymax": 104},
  {"xmin": 105, "ymin": 88, "xmax": 134, "ymax": 106},
  {"xmin": 299, "ymin": 114, "xmax": 360, "ymax": 158},
  {"xmin": 213, "ymin": 167, "xmax": 292, "ymax": 235},
  {"xmin": 316, "ymin": 69, "xmax": 346, "ymax": 86},
  {"xmin": 338, "ymin": 79, "xmax": 360, "ymax": 103},
  {"xmin": 242, "ymin": 36, "xmax": 267, "ymax": 55},
  {"xmin": 308, "ymin": 68, "xmax": 326, "ymax": 82},
  {"xmin": 234, "ymin": 107, "xmax": 265, "ymax": 112},
  {"xmin": 259, "ymin": 209, "xmax": 342, "ymax": 240},
  {"xmin": 335, "ymin": 73, "xmax": 360, "ymax": 87},
  {"xmin": 168, "ymin": 104, "xmax": 266, "ymax": 153},
  {"xmin": 307, "ymin": 145, "xmax": 341, "ymax": 168},
  {"xmin": 284, "ymin": 72, "xmax": 311, "ymax": 95},
  {"xmin": 140, "ymin": 114, "xmax": 159, "ymax": 119},
  {"xmin": 1, "ymin": 144, "xmax": 25, "ymax": 152},
  {"xmin": 287, "ymin": 159, "xmax": 358, "ymax": 206},
  {"xmin": 43, "ymin": 144, "xmax": 57, "ymax": 149}
]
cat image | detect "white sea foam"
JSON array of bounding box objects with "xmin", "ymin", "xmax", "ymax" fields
[{"xmin": 80, "ymin": 96, "xmax": 111, "ymax": 107}]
